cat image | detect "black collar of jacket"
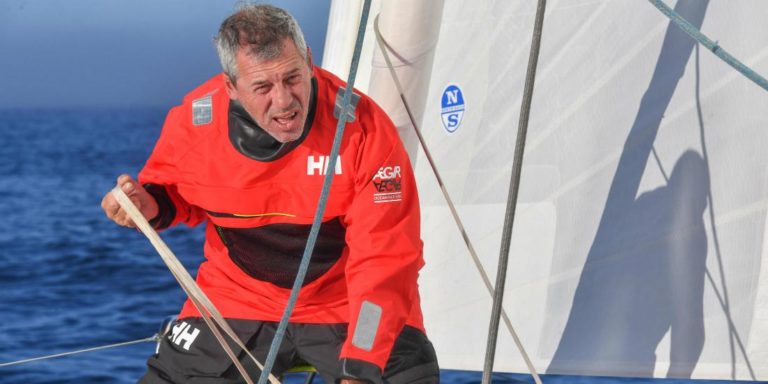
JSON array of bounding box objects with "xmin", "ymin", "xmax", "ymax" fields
[{"xmin": 227, "ymin": 77, "xmax": 317, "ymax": 162}]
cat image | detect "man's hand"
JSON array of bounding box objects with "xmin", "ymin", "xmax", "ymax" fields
[{"xmin": 101, "ymin": 174, "xmax": 159, "ymax": 228}]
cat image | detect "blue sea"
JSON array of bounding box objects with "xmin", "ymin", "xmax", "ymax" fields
[{"xmin": 0, "ymin": 109, "xmax": 763, "ymax": 384}]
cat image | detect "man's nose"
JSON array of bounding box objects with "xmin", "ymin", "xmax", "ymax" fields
[{"xmin": 273, "ymin": 84, "xmax": 293, "ymax": 110}]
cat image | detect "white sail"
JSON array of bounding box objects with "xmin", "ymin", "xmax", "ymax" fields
[{"xmin": 324, "ymin": 0, "xmax": 768, "ymax": 380}]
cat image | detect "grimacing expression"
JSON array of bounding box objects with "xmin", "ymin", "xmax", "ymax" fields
[{"xmin": 225, "ymin": 38, "xmax": 312, "ymax": 143}]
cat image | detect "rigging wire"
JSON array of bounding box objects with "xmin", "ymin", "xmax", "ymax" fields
[
  {"xmin": 648, "ymin": 0, "xmax": 768, "ymax": 92},
  {"xmin": 372, "ymin": 15, "xmax": 542, "ymax": 384},
  {"xmin": 0, "ymin": 336, "xmax": 156, "ymax": 368},
  {"xmin": 482, "ymin": 1, "xmax": 547, "ymax": 383},
  {"xmin": 256, "ymin": 1, "xmax": 372, "ymax": 384},
  {"xmin": 0, "ymin": 316, "xmax": 174, "ymax": 368},
  {"xmin": 693, "ymin": 45, "xmax": 756, "ymax": 380}
]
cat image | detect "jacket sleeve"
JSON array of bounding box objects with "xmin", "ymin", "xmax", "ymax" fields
[
  {"xmin": 339, "ymin": 101, "xmax": 424, "ymax": 381},
  {"xmin": 138, "ymin": 106, "xmax": 206, "ymax": 230}
]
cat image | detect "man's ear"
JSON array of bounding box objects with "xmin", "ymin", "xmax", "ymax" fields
[
  {"xmin": 225, "ymin": 76, "xmax": 238, "ymax": 100},
  {"xmin": 307, "ymin": 47, "xmax": 314, "ymax": 67}
]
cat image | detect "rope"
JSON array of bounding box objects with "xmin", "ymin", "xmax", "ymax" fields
[
  {"xmin": 112, "ymin": 188, "xmax": 280, "ymax": 384},
  {"xmin": 256, "ymin": 1, "xmax": 373, "ymax": 383},
  {"xmin": 482, "ymin": 0, "xmax": 547, "ymax": 383},
  {"xmin": 648, "ymin": 0, "xmax": 768, "ymax": 92},
  {"xmin": 372, "ymin": 15, "xmax": 542, "ymax": 384},
  {"xmin": 0, "ymin": 336, "xmax": 156, "ymax": 368}
]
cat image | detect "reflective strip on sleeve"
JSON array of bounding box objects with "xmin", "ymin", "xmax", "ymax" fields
[{"xmin": 352, "ymin": 300, "xmax": 382, "ymax": 351}]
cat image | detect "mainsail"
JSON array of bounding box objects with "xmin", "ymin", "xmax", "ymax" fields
[{"xmin": 323, "ymin": 0, "xmax": 768, "ymax": 380}]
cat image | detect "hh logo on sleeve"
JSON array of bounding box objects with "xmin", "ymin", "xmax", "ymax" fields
[{"xmin": 168, "ymin": 321, "xmax": 200, "ymax": 351}]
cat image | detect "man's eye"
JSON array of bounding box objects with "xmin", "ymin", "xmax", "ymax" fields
[
  {"xmin": 254, "ymin": 85, "xmax": 270, "ymax": 94},
  {"xmin": 286, "ymin": 75, "xmax": 300, "ymax": 84}
]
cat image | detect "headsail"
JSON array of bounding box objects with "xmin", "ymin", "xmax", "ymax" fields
[{"xmin": 324, "ymin": 0, "xmax": 768, "ymax": 380}]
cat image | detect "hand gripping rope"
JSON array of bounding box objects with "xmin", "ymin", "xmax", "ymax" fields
[{"xmin": 112, "ymin": 187, "xmax": 280, "ymax": 384}]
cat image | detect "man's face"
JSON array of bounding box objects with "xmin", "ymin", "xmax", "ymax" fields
[{"xmin": 225, "ymin": 38, "xmax": 313, "ymax": 143}]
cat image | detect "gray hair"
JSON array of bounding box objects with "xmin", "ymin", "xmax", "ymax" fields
[{"xmin": 214, "ymin": 4, "xmax": 308, "ymax": 83}]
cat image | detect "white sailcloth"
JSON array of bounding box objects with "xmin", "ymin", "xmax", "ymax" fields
[{"xmin": 323, "ymin": 0, "xmax": 768, "ymax": 380}]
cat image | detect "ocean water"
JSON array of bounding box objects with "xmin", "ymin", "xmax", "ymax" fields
[
  {"xmin": 0, "ymin": 109, "xmax": 763, "ymax": 384},
  {"xmin": 0, "ymin": 108, "xmax": 199, "ymax": 383}
]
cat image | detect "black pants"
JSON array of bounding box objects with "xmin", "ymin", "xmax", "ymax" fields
[{"xmin": 139, "ymin": 318, "xmax": 439, "ymax": 384}]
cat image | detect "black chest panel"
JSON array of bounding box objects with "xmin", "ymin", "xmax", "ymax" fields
[{"xmin": 215, "ymin": 218, "xmax": 347, "ymax": 288}]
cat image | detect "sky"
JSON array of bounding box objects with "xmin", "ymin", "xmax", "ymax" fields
[{"xmin": 0, "ymin": 0, "xmax": 330, "ymax": 109}]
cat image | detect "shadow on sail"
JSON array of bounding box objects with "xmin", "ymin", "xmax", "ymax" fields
[{"xmin": 547, "ymin": 0, "xmax": 711, "ymax": 378}]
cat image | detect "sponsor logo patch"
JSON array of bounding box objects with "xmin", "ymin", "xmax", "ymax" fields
[
  {"xmin": 372, "ymin": 165, "xmax": 402, "ymax": 203},
  {"xmin": 168, "ymin": 321, "xmax": 200, "ymax": 351},
  {"xmin": 192, "ymin": 96, "xmax": 213, "ymax": 126},
  {"xmin": 307, "ymin": 155, "xmax": 342, "ymax": 176},
  {"xmin": 440, "ymin": 84, "xmax": 465, "ymax": 133}
]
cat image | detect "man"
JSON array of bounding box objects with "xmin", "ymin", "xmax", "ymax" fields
[{"xmin": 101, "ymin": 4, "xmax": 438, "ymax": 384}]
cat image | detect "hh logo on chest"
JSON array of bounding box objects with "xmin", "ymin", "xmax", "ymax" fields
[{"xmin": 307, "ymin": 155, "xmax": 342, "ymax": 176}]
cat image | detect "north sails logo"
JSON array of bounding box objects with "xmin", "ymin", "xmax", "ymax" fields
[
  {"xmin": 307, "ymin": 155, "xmax": 342, "ymax": 176},
  {"xmin": 168, "ymin": 321, "xmax": 200, "ymax": 351},
  {"xmin": 372, "ymin": 165, "xmax": 402, "ymax": 203},
  {"xmin": 440, "ymin": 84, "xmax": 465, "ymax": 133}
]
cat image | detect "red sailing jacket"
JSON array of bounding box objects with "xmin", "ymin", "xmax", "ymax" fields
[{"xmin": 138, "ymin": 66, "xmax": 425, "ymax": 370}]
